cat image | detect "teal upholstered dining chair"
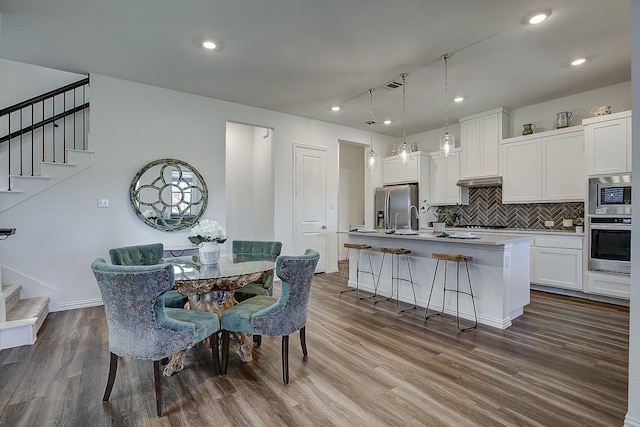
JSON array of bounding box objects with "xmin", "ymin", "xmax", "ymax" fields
[
  {"xmin": 221, "ymin": 248, "xmax": 319, "ymax": 384},
  {"xmin": 231, "ymin": 240, "xmax": 282, "ymax": 303},
  {"xmin": 109, "ymin": 243, "xmax": 188, "ymax": 309},
  {"xmin": 91, "ymin": 258, "xmax": 221, "ymax": 417}
]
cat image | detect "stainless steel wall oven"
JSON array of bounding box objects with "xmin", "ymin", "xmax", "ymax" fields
[
  {"xmin": 587, "ymin": 174, "xmax": 631, "ymax": 275},
  {"xmin": 588, "ymin": 216, "xmax": 631, "ymax": 275}
]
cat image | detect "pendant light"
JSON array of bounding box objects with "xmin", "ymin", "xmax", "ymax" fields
[
  {"xmin": 398, "ymin": 73, "xmax": 411, "ymax": 163},
  {"xmin": 366, "ymin": 88, "xmax": 378, "ymax": 169},
  {"xmin": 439, "ymin": 53, "xmax": 455, "ymax": 157}
]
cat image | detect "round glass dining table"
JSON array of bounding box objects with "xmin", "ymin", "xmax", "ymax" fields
[{"xmin": 162, "ymin": 256, "xmax": 276, "ymax": 375}]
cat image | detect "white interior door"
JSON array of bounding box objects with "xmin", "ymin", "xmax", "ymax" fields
[{"xmin": 294, "ymin": 145, "xmax": 327, "ymax": 273}]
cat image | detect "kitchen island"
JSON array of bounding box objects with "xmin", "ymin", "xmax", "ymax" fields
[{"xmin": 341, "ymin": 230, "xmax": 533, "ymax": 329}]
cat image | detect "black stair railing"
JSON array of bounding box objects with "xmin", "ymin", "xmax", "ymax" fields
[{"xmin": 0, "ymin": 77, "xmax": 90, "ymax": 191}]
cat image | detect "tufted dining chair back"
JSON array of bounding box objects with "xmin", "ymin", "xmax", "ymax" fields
[
  {"xmin": 109, "ymin": 243, "xmax": 187, "ymax": 308},
  {"xmin": 231, "ymin": 240, "xmax": 282, "ymax": 302},
  {"xmin": 109, "ymin": 243, "xmax": 163, "ymax": 266},
  {"xmin": 91, "ymin": 258, "xmax": 220, "ymax": 416},
  {"xmin": 221, "ymin": 248, "xmax": 319, "ymax": 384}
]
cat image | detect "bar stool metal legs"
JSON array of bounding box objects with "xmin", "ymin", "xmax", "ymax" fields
[
  {"xmin": 339, "ymin": 243, "xmax": 375, "ymax": 299},
  {"xmin": 425, "ymin": 253, "xmax": 478, "ymax": 331},
  {"xmin": 379, "ymin": 247, "xmax": 417, "ymax": 312}
]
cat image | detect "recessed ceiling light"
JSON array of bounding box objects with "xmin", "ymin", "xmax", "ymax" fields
[
  {"xmin": 331, "ymin": 106, "xmax": 341, "ymax": 111},
  {"xmin": 454, "ymin": 97, "xmax": 464, "ymax": 103},
  {"xmin": 526, "ymin": 10, "xmax": 551, "ymax": 25},
  {"xmin": 571, "ymin": 58, "xmax": 586, "ymax": 66},
  {"xmin": 383, "ymin": 120, "xmax": 392, "ymax": 125},
  {"xmin": 202, "ymin": 40, "xmax": 217, "ymax": 50}
]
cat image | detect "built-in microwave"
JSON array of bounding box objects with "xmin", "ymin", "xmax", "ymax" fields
[{"xmin": 588, "ymin": 174, "xmax": 632, "ymax": 216}]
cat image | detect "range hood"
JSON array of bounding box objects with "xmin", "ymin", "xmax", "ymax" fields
[{"xmin": 456, "ymin": 176, "xmax": 502, "ymax": 187}]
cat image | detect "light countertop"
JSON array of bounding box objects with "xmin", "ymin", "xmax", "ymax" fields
[{"xmin": 342, "ymin": 229, "xmax": 533, "ymax": 246}]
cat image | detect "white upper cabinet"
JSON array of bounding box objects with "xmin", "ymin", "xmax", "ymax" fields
[
  {"xmin": 501, "ymin": 138, "xmax": 542, "ymax": 202},
  {"xmin": 381, "ymin": 152, "xmax": 420, "ymax": 185},
  {"xmin": 583, "ymin": 111, "xmax": 632, "ymax": 176},
  {"xmin": 382, "ymin": 152, "xmax": 431, "ymax": 209},
  {"xmin": 542, "ymin": 131, "xmax": 585, "ymax": 201},
  {"xmin": 428, "ymin": 149, "xmax": 469, "ymax": 206},
  {"xmin": 459, "ymin": 108, "xmax": 510, "ymax": 179},
  {"xmin": 501, "ymin": 127, "xmax": 584, "ymax": 203}
]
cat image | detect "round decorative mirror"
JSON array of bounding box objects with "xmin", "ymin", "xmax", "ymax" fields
[{"xmin": 130, "ymin": 158, "xmax": 208, "ymax": 232}]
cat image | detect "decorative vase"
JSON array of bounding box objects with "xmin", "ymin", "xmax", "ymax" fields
[
  {"xmin": 199, "ymin": 263, "xmax": 221, "ymax": 278},
  {"xmin": 198, "ymin": 242, "xmax": 220, "ymax": 264},
  {"xmin": 554, "ymin": 111, "xmax": 572, "ymax": 129},
  {"xmin": 522, "ymin": 123, "xmax": 536, "ymax": 135}
]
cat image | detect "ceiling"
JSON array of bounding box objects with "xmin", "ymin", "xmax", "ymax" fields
[{"xmin": 0, "ymin": 0, "xmax": 631, "ymax": 138}]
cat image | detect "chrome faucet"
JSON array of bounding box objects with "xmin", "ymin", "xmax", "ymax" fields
[
  {"xmin": 394, "ymin": 212, "xmax": 400, "ymax": 230},
  {"xmin": 410, "ymin": 205, "xmax": 419, "ymax": 230}
]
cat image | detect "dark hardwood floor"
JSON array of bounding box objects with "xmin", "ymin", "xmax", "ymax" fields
[{"xmin": 0, "ymin": 268, "xmax": 629, "ymax": 426}]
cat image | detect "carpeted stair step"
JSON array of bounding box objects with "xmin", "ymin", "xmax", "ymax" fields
[
  {"xmin": 2, "ymin": 284, "xmax": 22, "ymax": 313},
  {"xmin": 6, "ymin": 296, "xmax": 50, "ymax": 333}
]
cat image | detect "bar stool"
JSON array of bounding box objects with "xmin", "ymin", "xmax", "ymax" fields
[
  {"xmin": 377, "ymin": 247, "xmax": 417, "ymax": 312},
  {"xmin": 339, "ymin": 243, "xmax": 375, "ymax": 299},
  {"xmin": 425, "ymin": 253, "xmax": 477, "ymax": 331}
]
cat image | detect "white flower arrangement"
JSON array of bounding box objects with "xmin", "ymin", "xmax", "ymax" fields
[{"xmin": 188, "ymin": 219, "xmax": 227, "ymax": 245}]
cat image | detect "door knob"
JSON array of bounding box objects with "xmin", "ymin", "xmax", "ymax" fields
[{"xmin": 321, "ymin": 225, "xmax": 327, "ymax": 229}]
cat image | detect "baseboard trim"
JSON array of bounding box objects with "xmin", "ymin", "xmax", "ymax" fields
[
  {"xmin": 56, "ymin": 298, "xmax": 103, "ymax": 312},
  {"xmin": 530, "ymin": 284, "xmax": 629, "ymax": 307}
]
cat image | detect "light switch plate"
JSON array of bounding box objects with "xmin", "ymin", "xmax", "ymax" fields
[
  {"xmin": 98, "ymin": 198, "xmax": 110, "ymax": 208},
  {"xmin": 544, "ymin": 220, "xmax": 554, "ymax": 227}
]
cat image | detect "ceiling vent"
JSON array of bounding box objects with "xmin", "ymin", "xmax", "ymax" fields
[{"xmin": 383, "ymin": 79, "xmax": 404, "ymax": 90}]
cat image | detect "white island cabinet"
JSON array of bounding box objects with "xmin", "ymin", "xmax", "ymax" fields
[{"xmin": 341, "ymin": 231, "xmax": 532, "ymax": 329}]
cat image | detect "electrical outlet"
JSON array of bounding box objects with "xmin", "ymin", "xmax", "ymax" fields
[
  {"xmin": 545, "ymin": 220, "xmax": 554, "ymax": 227},
  {"xmin": 97, "ymin": 198, "xmax": 110, "ymax": 208}
]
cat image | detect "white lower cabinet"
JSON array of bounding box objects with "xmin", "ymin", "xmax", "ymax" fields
[
  {"xmin": 531, "ymin": 234, "xmax": 583, "ymax": 290},
  {"xmin": 586, "ymin": 271, "xmax": 630, "ymax": 299}
]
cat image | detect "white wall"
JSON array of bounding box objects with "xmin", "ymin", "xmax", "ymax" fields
[
  {"xmin": 251, "ymin": 126, "xmax": 274, "ymax": 241},
  {"xmin": 0, "ymin": 63, "xmax": 396, "ymax": 309},
  {"xmin": 338, "ymin": 142, "xmax": 365, "ymax": 260},
  {"xmin": 508, "ymin": 81, "xmax": 632, "ymax": 137},
  {"xmin": 225, "ymin": 122, "xmax": 274, "ymax": 256},
  {"xmin": 393, "ymin": 81, "xmax": 632, "ymax": 156}
]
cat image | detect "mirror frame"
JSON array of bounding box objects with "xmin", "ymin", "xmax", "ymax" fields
[{"xmin": 129, "ymin": 158, "xmax": 208, "ymax": 232}]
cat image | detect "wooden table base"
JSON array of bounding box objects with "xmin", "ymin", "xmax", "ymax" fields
[{"xmin": 164, "ymin": 290, "xmax": 253, "ymax": 376}]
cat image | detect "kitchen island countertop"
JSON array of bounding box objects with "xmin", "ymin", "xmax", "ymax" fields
[{"xmin": 342, "ymin": 229, "xmax": 533, "ymax": 245}]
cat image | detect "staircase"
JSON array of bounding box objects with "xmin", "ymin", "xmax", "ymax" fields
[
  {"xmin": 0, "ymin": 77, "xmax": 92, "ymax": 211},
  {"xmin": 0, "ymin": 284, "xmax": 49, "ymax": 350},
  {"xmin": 0, "ymin": 78, "xmax": 90, "ymax": 349}
]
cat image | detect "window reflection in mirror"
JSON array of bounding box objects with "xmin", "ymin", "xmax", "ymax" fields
[{"xmin": 130, "ymin": 159, "xmax": 208, "ymax": 232}]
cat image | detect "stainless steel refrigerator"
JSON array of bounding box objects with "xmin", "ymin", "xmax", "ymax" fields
[{"xmin": 374, "ymin": 184, "xmax": 419, "ymax": 230}]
